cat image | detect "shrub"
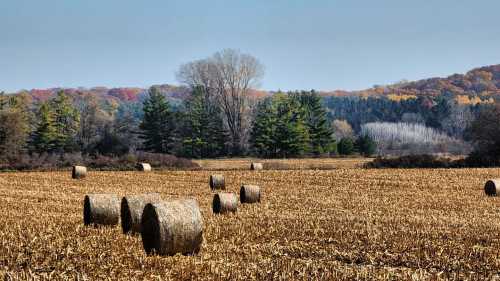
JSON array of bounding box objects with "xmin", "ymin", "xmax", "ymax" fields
[
  {"xmin": 355, "ymin": 135, "xmax": 376, "ymax": 157},
  {"xmin": 338, "ymin": 138, "xmax": 355, "ymax": 155},
  {"xmin": 366, "ymin": 154, "xmax": 461, "ymax": 169},
  {"xmin": 0, "ymin": 152, "xmax": 199, "ymax": 171}
]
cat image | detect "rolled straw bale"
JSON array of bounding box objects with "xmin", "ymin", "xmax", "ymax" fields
[
  {"xmin": 209, "ymin": 174, "xmax": 225, "ymax": 190},
  {"xmin": 83, "ymin": 194, "xmax": 120, "ymax": 226},
  {"xmin": 212, "ymin": 193, "xmax": 238, "ymax": 214},
  {"xmin": 240, "ymin": 185, "xmax": 261, "ymax": 203},
  {"xmin": 136, "ymin": 163, "xmax": 152, "ymax": 172},
  {"xmin": 72, "ymin": 166, "xmax": 87, "ymax": 179},
  {"xmin": 141, "ymin": 199, "xmax": 203, "ymax": 256},
  {"xmin": 250, "ymin": 162, "xmax": 263, "ymax": 170},
  {"xmin": 485, "ymin": 179, "xmax": 500, "ymax": 196},
  {"xmin": 121, "ymin": 193, "xmax": 162, "ymax": 234}
]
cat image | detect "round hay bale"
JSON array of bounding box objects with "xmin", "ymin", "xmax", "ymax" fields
[
  {"xmin": 240, "ymin": 185, "xmax": 261, "ymax": 203},
  {"xmin": 141, "ymin": 199, "xmax": 203, "ymax": 256},
  {"xmin": 136, "ymin": 163, "xmax": 152, "ymax": 172},
  {"xmin": 121, "ymin": 193, "xmax": 162, "ymax": 234},
  {"xmin": 209, "ymin": 174, "xmax": 225, "ymax": 190},
  {"xmin": 212, "ymin": 193, "xmax": 238, "ymax": 214},
  {"xmin": 485, "ymin": 179, "xmax": 500, "ymax": 196},
  {"xmin": 83, "ymin": 194, "xmax": 120, "ymax": 226},
  {"xmin": 250, "ymin": 162, "xmax": 263, "ymax": 170},
  {"xmin": 72, "ymin": 166, "xmax": 87, "ymax": 179}
]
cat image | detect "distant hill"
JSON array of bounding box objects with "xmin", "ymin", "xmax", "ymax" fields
[
  {"xmin": 319, "ymin": 64, "xmax": 500, "ymax": 104},
  {"xmin": 6, "ymin": 63, "xmax": 500, "ymax": 106}
]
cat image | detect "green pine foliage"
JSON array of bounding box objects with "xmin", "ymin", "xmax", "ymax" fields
[
  {"xmin": 50, "ymin": 91, "xmax": 80, "ymax": 152},
  {"xmin": 31, "ymin": 102, "xmax": 58, "ymax": 153},
  {"xmin": 251, "ymin": 90, "xmax": 336, "ymax": 158},
  {"xmin": 250, "ymin": 98, "xmax": 277, "ymax": 157},
  {"xmin": 251, "ymin": 93, "xmax": 310, "ymax": 158},
  {"xmin": 180, "ymin": 86, "xmax": 227, "ymax": 158},
  {"xmin": 293, "ymin": 90, "xmax": 335, "ymax": 155},
  {"xmin": 139, "ymin": 87, "xmax": 176, "ymax": 154},
  {"xmin": 338, "ymin": 137, "xmax": 355, "ymax": 155},
  {"xmin": 355, "ymin": 135, "xmax": 377, "ymax": 156}
]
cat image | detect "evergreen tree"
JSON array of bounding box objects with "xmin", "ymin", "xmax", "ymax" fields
[
  {"xmin": 274, "ymin": 95, "xmax": 310, "ymax": 157},
  {"xmin": 139, "ymin": 87, "xmax": 176, "ymax": 153},
  {"xmin": 338, "ymin": 137, "xmax": 355, "ymax": 155},
  {"xmin": 181, "ymin": 86, "xmax": 227, "ymax": 158},
  {"xmin": 50, "ymin": 91, "xmax": 80, "ymax": 152},
  {"xmin": 355, "ymin": 135, "xmax": 377, "ymax": 156},
  {"xmin": 31, "ymin": 102, "xmax": 57, "ymax": 153},
  {"xmin": 294, "ymin": 90, "xmax": 335, "ymax": 155},
  {"xmin": 250, "ymin": 93, "xmax": 310, "ymax": 158},
  {"xmin": 250, "ymin": 99, "xmax": 277, "ymax": 157}
]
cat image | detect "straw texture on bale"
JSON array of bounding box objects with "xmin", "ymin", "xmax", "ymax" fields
[
  {"xmin": 121, "ymin": 193, "xmax": 162, "ymax": 234},
  {"xmin": 141, "ymin": 199, "xmax": 203, "ymax": 256},
  {"xmin": 250, "ymin": 162, "xmax": 263, "ymax": 170},
  {"xmin": 212, "ymin": 193, "xmax": 238, "ymax": 214},
  {"xmin": 83, "ymin": 194, "xmax": 120, "ymax": 226},
  {"xmin": 72, "ymin": 166, "xmax": 87, "ymax": 179},
  {"xmin": 240, "ymin": 185, "xmax": 261, "ymax": 203},
  {"xmin": 209, "ymin": 174, "xmax": 225, "ymax": 190},
  {"xmin": 136, "ymin": 163, "xmax": 152, "ymax": 172},
  {"xmin": 485, "ymin": 179, "xmax": 500, "ymax": 196}
]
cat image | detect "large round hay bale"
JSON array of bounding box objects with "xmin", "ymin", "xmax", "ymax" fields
[
  {"xmin": 83, "ymin": 194, "xmax": 120, "ymax": 226},
  {"xmin": 121, "ymin": 193, "xmax": 162, "ymax": 234},
  {"xmin": 136, "ymin": 163, "xmax": 152, "ymax": 172},
  {"xmin": 209, "ymin": 174, "xmax": 225, "ymax": 190},
  {"xmin": 485, "ymin": 179, "xmax": 500, "ymax": 196},
  {"xmin": 141, "ymin": 199, "xmax": 203, "ymax": 256},
  {"xmin": 212, "ymin": 193, "xmax": 238, "ymax": 214},
  {"xmin": 250, "ymin": 162, "xmax": 263, "ymax": 170},
  {"xmin": 72, "ymin": 166, "xmax": 87, "ymax": 179},
  {"xmin": 240, "ymin": 185, "xmax": 261, "ymax": 203}
]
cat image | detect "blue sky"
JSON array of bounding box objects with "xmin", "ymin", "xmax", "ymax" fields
[{"xmin": 1, "ymin": 0, "xmax": 499, "ymax": 92}]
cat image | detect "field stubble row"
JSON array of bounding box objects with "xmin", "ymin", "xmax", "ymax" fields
[{"xmin": 1, "ymin": 167, "xmax": 500, "ymax": 280}]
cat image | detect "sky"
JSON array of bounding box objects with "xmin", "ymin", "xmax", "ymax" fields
[{"xmin": 1, "ymin": 0, "xmax": 500, "ymax": 93}]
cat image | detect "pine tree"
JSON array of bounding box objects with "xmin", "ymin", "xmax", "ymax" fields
[
  {"xmin": 181, "ymin": 87, "xmax": 227, "ymax": 158},
  {"xmin": 355, "ymin": 135, "xmax": 377, "ymax": 156},
  {"xmin": 294, "ymin": 90, "xmax": 334, "ymax": 155},
  {"xmin": 139, "ymin": 87, "xmax": 176, "ymax": 154},
  {"xmin": 274, "ymin": 94, "xmax": 310, "ymax": 157},
  {"xmin": 50, "ymin": 91, "xmax": 80, "ymax": 152},
  {"xmin": 250, "ymin": 99, "xmax": 277, "ymax": 157},
  {"xmin": 338, "ymin": 137, "xmax": 355, "ymax": 155},
  {"xmin": 31, "ymin": 102, "xmax": 58, "ymax": 153}
]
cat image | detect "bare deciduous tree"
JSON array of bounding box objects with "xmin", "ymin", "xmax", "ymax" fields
[{"xmin": 177, "ymin": 49, "xmax": 264, "ymax": 154}]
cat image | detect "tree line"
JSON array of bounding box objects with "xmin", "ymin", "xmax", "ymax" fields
[{"xmin": 0, "ymin": 87, "xmax": 374, "ymax": 168}]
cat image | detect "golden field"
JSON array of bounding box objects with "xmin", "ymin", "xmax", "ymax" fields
[{"xmin": 1, "ymin": 159, "xmax": 500, "ymax": 280}]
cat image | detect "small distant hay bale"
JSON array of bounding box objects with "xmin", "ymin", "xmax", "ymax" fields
[
  {"xmin": 121, "ymin": 193, "xmax": 162, "ymax": 234},
  {"xmin": 141, "ymin": 199, "xmax": 203, "ymax": 256},
  {"xmin": 240, "ymin": 185, "xmax": 261, "ymax": 203},
  {"xmin": 250, "ymin": 162, "xmax": 263, "ymax": 170},
  {"xmin": 83, "ymin": 194, "xmax": 120, "ymax": 226},
  {"xmin": 485, "ymin": 179, "xmax": 500, "ymax": 196},
  {"xmin": 209, "ymin": 174, "xmax": 225, "ymax": 190},
  {"xmin": 212, "ymin": 193, "xmax": 238, "ymax": 214},
  {"xmin": 136, "ymin": 163, "xmax": 152, "ymax": 172},
  {"xmin": 72, "ymin": 166, "xmax": 87, "ymax": 179}
]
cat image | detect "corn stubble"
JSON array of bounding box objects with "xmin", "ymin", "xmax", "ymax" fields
[{"xmin": 1, "ymin": 162, "xmax": 500, "ymax": 280}]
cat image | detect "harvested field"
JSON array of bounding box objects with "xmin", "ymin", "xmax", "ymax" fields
[
  {"xmin": 194, "ymin": 157, "xmax": 371, "ymax": 170},
  {"xmin": 1, "ymin": 159, "xmax": 500, "ymax": 280}
]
